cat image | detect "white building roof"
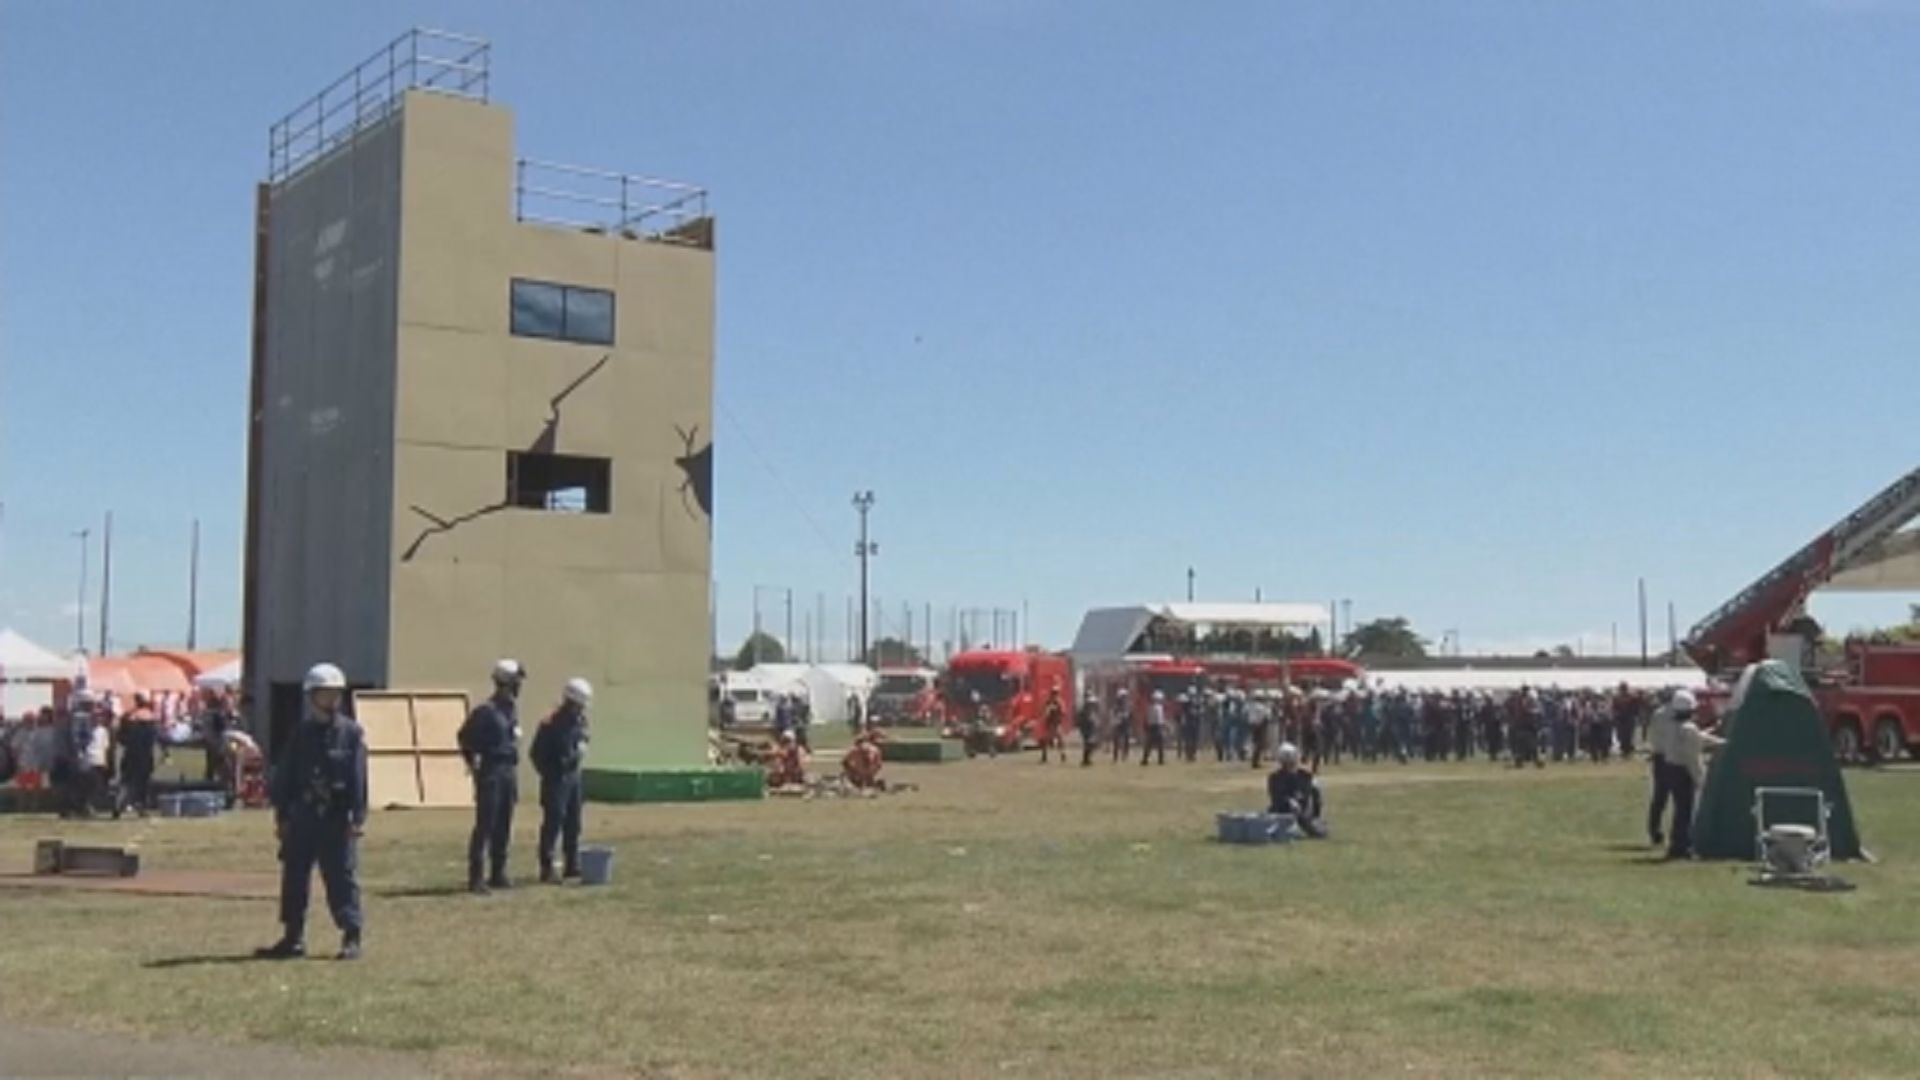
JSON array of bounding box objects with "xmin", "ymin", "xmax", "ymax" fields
[{"xmin": 1070, "ymin": 602, "xmax": 1330, "ymax": 663}]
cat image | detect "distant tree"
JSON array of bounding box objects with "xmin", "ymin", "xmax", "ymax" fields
[
  {"xmin": 1551, "ymin": 644, "xmax": 1577, "ymax": 659},
  {"xmin": 865, "ymin": 637, "xmax": 925, "ymax": 668},
  {"xmin": 732, "ymin": 632, "xmax": 786, "ymax": 670},
  {"xmin": 1341, "ymin": 617, "xmax": 1429, "ymax": 660}
]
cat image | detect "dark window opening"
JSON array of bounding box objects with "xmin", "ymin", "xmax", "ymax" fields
[
  {"xmin": 507, "ymin": 452, "xmax": 612, "ymax": 514},
  {"xmin": 511, "ymin": 279, "xmax": 615, "ymax": 345}
]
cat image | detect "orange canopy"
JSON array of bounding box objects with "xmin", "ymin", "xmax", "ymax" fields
[
  {"xmin": 86, "ymin": 656, "xmax": 194, "ymax": 698},
  {"xmin": 137, "ymin": 649, "xmax": 242, "ymax": 680}
]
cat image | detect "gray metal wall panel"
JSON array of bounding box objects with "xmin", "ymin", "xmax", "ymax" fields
[{"xmin": 250, "ymin": 115, "xmax": 403, "ymax": 713}]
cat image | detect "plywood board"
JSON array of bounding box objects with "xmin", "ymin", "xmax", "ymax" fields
[
  {"xmin": 418, "ymin": 753, "xmax": 474, "ymax": 808},
  {"xmin": 367, "ymin": 752, "xmax": 423, "ymax": 808},
  {"xmin": 412, "ymin": 693, "xmax": 469, "ymax": 751},
  {"xmin": 356, "ymin": 695, "xmax": 417, "ymax": 752}
]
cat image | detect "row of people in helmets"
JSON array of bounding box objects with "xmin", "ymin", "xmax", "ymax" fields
[
  {"xmin": 1057, "ymin": 682, "xmax": 1665, "ymax": 770},
  {"xmin": 255, "ymin": 659, "xmax": 595, "ymax": 962}
]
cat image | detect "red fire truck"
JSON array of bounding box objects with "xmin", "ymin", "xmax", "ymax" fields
[
  {"xmin": 1684, "ymin": 466, "xmax": 1920, "ymax": 762},
  {"xmin": 939, "ymin": 649, "xmax": 1075, "ymax": 751}
]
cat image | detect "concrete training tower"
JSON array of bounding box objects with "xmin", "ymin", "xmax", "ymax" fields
[{"xmin": 244, "ymin": 30, "xmax": 715, "ymax": 767}]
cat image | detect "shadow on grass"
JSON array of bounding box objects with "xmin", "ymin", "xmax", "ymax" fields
[
  {"xmin": 1602, "ymin": 842, "xmax": 1658, "ymax": 853},
  {"xmin": 374, "ymin": 883, "xmax": 475, "ymax": 899},
  {"xmin": 143, "ymin": 953, "xmax": 283, "ymax": 970}
]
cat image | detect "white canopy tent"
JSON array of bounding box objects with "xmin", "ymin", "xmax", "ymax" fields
[
  {"xmin": 1070, "ymin": 602, "xmax": 1330, "ymax": 664},
  {"xmin": 0, "ymin": 628, "xmax": 80, "ymax": 681},
  {"xmin": 745, "ymin": 662, "xmax": 878, "ymax": 726},
  {"xmin": 194, "ymin": 657, "xmax": 244, "ymax": 689}
]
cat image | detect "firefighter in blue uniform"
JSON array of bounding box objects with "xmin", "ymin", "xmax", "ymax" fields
[
  {"xmin": 459, "ymin": 659, "xmax": 525, "ymax": 894},
  {"xmin": 531, "ymin": 677, "xmax": 593, "ymax": 883},
  {"xmin": 257, "ymin": 662, "xmax": 367, "ymax": 961}
]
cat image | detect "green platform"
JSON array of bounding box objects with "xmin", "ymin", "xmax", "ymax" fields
[
  {"xmin": 583, "ymin": 766, "xmax": 764, "ymax": 804},
  {"xmin": 880, "ymin": 739, "xmax": 963, "ymax": 763}
]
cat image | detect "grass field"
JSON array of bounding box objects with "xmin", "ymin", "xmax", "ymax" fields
[{"xmin": 4, "ymin": 752, "xmax": 1920, "ymax": 1078}]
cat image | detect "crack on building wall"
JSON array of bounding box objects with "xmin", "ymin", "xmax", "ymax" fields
[
  {"xmin": 674, "ymin": 424, "xmax": 713, "ymax": 520},
  {"xmin": 402, "ymin": 355, "xmax": 612, "ymax": 562},
  {"xmin": 531, "ymin": 353, "xmax": 611, "ymax": 454},
  {"xmin": 401, "ymin": 501, "xmax": 511, "ymax": 562}
]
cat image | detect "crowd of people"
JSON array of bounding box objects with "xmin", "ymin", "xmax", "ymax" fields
[
  {"xmin": 1057, "ymin": 682, "xmax": 1673, "ymax": 773},
  {"xmin": 0, "ymin": 686, "xmax": 249, "ymax": 817}
]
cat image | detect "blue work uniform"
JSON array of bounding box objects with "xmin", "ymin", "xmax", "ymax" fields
[
  {"xmin": 459, "ymin": 694, "xmax": 520, "ymax": 885},
  {"xmin": 270, "ymin": 708, "xmax": 367, "ymax": 939},
  {"xmin": 1267, "ymin": 765, "xmax": 1327, "ymax": 838},
  {"xmin": 530, "ymin": 704, "xmax": 589, "ymax": 877}
]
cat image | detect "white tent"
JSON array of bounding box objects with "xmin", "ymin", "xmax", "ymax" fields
[
  {"xmin": 1071, "ymin": 602, "xmax": 1330, "ymax": 664},
  {"xmin": 194, "ymin": 656, "xmax": 244, "ymax": 689},
  {"xmin": 0, "ymin": 628, "xmax": 79, "ymax": 681},
  {"xmin": 746, "ymin": 662, "xmax": 879, "ymax": 726}
]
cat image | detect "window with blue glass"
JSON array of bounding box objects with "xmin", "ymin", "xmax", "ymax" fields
[{"xmin": 510, "ymin": 279, "xmax": 615, "ymax": 345}]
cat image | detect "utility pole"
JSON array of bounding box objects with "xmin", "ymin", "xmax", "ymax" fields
[
  {"xmin": 1341, "ymin": 599, "xmax": 1353, "ymax": 645},
  {"xmin": 1022, "ymin": 598, "xmax": 1029, "ymax": 649},
  {"xmin": 98, "ymin": 511, "xmax": 113, "ymax": 656},
  {"xmin": 751, "ymin": 587, "xmax": 764, "ymax": 665},
  {"xmin": 853, "ymin": 491, "xmax": 877, "ymax": 662},
  {"xmin": 1637, "ymin": 578, "xmax": 1649, "ymax": 668},
  {"xmin": 1186, "ymin": 567, "xmax": 1196, "ymax": 602},
  {"xmin": 784, "ymin": 588, "xmax": 794, "ymax": 659},
  {"xmin": 1667, "ymin": 602, "xmax": 1678, "ymax": 666},
  {"xmin": 188, "ymin": 518, "xmax": 201, "ymax": 650},
  {"xmin": 1611, "ymin": 622, "xmax": 1619, "ymax": 656},
  {"xmin": 72, "ymin": 528, "xmax": 90, "ymax": 653}
]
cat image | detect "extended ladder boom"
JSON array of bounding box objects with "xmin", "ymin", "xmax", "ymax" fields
[{"xmin": 1685, "ymin": 466, "xmax": 1920, "ymax": 675}]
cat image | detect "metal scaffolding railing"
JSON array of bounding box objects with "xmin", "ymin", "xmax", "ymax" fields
[
  {"xmin": 515, "ymin": 159, "xmax": 711, "ymax": 245},
  {"xmin": 268, "ymin": 27, "xmax": 490, "ymax": 184}
]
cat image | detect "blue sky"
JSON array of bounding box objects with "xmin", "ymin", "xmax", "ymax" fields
[{"xmin": 1, "ymin": 0, "xmax": 1916, "ymax": 660}]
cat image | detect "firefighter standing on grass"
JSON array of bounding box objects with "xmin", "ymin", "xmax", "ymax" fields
[
  {"xmin": 531, "ymin": 678, "xmax": 592, "ymax": 883},
  {"xmin": 1039, "ymin": 681, "xmax": 1067, "ymax": 764},
  {"xmin": 258, "ymin": 662, "xmax": 366, "ymax": 961},
  {"xmin": 1075, "ymin": 692, "xmax": 1100, "ymax": 767},
  {"xmin": 459, "ymin": 659, "xmax": 525, "ymax": 894}
]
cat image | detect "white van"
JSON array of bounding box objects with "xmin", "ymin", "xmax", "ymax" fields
[{"xmin": 711, "ymin": 672, "xmax": 774, "ymax": 727}]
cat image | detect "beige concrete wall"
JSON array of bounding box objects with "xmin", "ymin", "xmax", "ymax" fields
[{"xmin": 387, "ymin": 92, "xmax": 714, "ymax": 766}]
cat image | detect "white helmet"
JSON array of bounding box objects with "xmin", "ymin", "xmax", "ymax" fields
[
  {"xmin": 1671, "ymin": 690, "xmax": 1697, "ymax": 714},
  {"xmin": 303, "ymin": 663, "xmax": 346, "ymax": 691},
  {"xmin": 1277, "ymin": 742, "xmax": 1301, "ymax": 764},
  {"xmin": 563, "ymin": 677, "xmax": 593, "ymax": 706},
  {"xmin": 492, "ymin": 658, "xmax": 526, "ymax": 685}
]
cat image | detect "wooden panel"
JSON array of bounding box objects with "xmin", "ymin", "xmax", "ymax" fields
[
  {"xmin": 357, "ymin": 694, "xmax": 417, "ymax": 752},
  {"xmin": 418, "ymin": 753, "xmax": 473, "ymax": 808},
  {"xmin": 412, "ymin": 694, "xmax": 470, "ymax": 751},
  {"xmin": 367, "ymin": 752, "xmax": 423, "ymax": 808}
]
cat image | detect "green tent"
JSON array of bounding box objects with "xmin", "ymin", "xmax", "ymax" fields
[{"xmin": 1693, "ymin": 661, "xmax": 1864, "ymax": 860}]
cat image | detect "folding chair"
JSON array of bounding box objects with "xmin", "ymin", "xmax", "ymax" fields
[{"xmin": 1752, "ymin": 786, "xmax": 1831, "ymax": 877}]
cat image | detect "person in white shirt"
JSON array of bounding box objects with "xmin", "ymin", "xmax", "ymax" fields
[
  {"xmin": 1665, "ymin": 694, "xmax": 1725, "ymax": 860},
  {"xmin": 1644, "ymin": 691, "xmax": 1685, "ymax": 848}
]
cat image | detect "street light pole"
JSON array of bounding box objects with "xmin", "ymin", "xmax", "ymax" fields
[
  {"xmin": 853, "ymin": 491, "xmax": 877, "ymax": 662},
  {"xmin": 1186, "ymin": 567, "xmax": 1195, "ymax": 602},
  {"xmin": 72, "ymin": 528, "xmax": 91, "ymax": 653}
]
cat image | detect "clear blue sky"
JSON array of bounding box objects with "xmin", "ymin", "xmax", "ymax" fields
[{"xmin": 2, "ymin": 0, "xmax": 1916, "ymax": 660}]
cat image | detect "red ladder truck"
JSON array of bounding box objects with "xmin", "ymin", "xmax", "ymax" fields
[{"xmin": 1683, "ymin": 465, "xmax": 1920, "ymax": 762}]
